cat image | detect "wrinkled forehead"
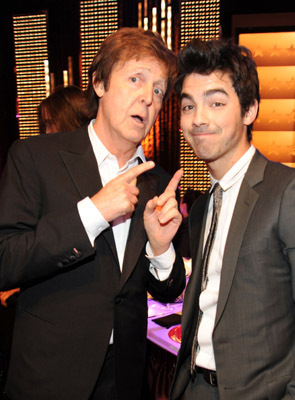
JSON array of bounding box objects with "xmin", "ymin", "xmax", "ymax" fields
[{"xmin": 114, "ymin": 52, "xmax": 168, "ymax": 75}]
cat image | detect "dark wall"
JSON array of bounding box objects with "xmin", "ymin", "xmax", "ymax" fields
[
  {"xmin": 0, "ymin": 5, "xmax": 18, "ymax": 175},
  {"xmin": 221, "ymin": 0, "xmax": 294, "ymax": 38}
]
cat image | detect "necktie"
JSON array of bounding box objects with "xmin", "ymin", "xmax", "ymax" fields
[{"xmin": 190, "ymin": 183, "xmax": 223, "ymax": 376}]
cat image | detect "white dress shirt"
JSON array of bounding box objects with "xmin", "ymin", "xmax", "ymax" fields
[
  {"xmin": 77, "ymin": 120, "xmax": 175, "ymax": 278},
  {"xmin": 195, "ymin": 145, "xmax": 256, "ymax": 371}
]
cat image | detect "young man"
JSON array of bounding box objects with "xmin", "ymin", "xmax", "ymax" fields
[
  {"xmin": 170, "ymin": 38, "xmax": 295, "ymax": 400},
  {"xmin": 0, "ymin": 28, "xmax": 185, "ymax": 400}
]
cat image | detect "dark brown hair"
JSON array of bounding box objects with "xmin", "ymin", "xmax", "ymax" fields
[
  {"xmin": 38, "ymin": 85, "xmax": 91, "ymax": 134},
  {"xmin": 176, "ymin": 38, "xmax": 260, "ymax": 141}
]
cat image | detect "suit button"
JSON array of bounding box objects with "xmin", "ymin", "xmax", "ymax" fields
[
  {"xmin": 57, "ymin": 261, "xmax": 64, "ymax": 268},
  {"xmin": 75, "ymin": 251, "xmax": 82, "ymax": 258},
  {"xmin": 73, "ymin": 248, "xmax": 82, "ymax": 258},
  {"xmin": 167, "ymin": 278, "xmax": 174, "ymax": 287},
  {"xmin": 69, "ymin": 255, "xmax": 77, "ymax": 262}
]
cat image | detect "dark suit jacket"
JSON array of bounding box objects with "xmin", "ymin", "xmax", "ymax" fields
[
  {"xmin": 0, "ymin": 126, "xmax": 185, "ymax": 400},
  {"xmin": 170, "ymin": 151, "xmax": 295, "ymax": 400}
]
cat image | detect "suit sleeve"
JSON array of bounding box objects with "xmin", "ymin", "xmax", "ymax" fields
[
  {"xmin": 278, "ymin": 175, "xmax": 295, "ymax": 300},
  {"xmin": 0, "ymin": 140, "xmax": 95, "ymax": 291},
  {"xmin": 278, "ymin": 175, "xmax": 295, "ymax": 399},
  {"xmin": 147, "ymin": 248, "xmax": 186, "ymax": 303}
]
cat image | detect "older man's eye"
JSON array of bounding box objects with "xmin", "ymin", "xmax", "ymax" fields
[{"xmin": 154, "ymin": 87, "xmax": 164, "ymax": 97}]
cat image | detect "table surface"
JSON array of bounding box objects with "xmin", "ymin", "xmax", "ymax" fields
[
  {"xmin": 147, "ymin": 258, "xmax": 191, "ymax": 356},
  {"xmin": 147, "ymin": 298, "xmax": 183, "ymax": 356}
]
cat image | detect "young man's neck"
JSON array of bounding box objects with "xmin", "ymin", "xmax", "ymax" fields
[{"xmin": 208, "ymin": 143, "xmax": 251, "ymax": 181}]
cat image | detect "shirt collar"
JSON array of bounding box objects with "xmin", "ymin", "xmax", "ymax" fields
[
  {"xmin": 210, "ymin": 145, "xmax": 256, "ymax": 192},
  {"xmin": 88, "ymin": 119, "xmax": 146, "ymax": 170}
]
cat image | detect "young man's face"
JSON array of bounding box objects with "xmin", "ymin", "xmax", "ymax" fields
[
  {"xmin": 180, "ymin": 71, "xmax": 257, "ymax": 178},
  {"xmin": 94, "ymin": 57, "xmax": 167, "ymax": 155}
]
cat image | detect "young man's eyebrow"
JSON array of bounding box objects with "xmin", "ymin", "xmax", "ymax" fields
[
  {"xmin": 180, "ymin": 88, "xmax": 229, "ymax": 102},
  {"xmin": 204, "ymin": 88, "xmax": 228, "ymax": 97},
  {"xmin": 180, "ymin": 92, "xmax": 194, "ymax": 102}
]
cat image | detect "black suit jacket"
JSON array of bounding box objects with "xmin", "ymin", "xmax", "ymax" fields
[
  {"xmin": 0, "ymin": 126, "xmax": 185, "ymax": 400},
  {"xmin": 170, "ymin": 151, "xmax": 295, "ymax": 400}
]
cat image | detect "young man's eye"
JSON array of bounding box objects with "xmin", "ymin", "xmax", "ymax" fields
[
  {"xmin": 182, "ymin": 104, "xmax": 194, "ymax": 112},
  {"xmin": 212, "ymin": 101, "xmax": 224, "ymax": 107}
]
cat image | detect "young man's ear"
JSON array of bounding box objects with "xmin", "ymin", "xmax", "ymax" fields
[{"xmin": 244, "ymin": 99, "xmax": 259, "ymax": 126}]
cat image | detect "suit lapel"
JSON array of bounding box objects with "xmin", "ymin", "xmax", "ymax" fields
[
  {"xmin": 215, "ymin": 151, "xmax": 267, "ymax": 327},
  {"xmin": 58, "ymin": 126, "xmax": 118, "ymax": 262},
  {"xmin": 120, "ymin": 171, "xmax": 159, "ymax": 288},
  {"xmin": 59, "ymin": 127, "xmax": 101, "ymax": 199}
]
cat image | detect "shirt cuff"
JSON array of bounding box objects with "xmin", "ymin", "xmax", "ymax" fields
[
  {"xmin": 77, "ymin": 197, "xmax": 109, "ymax": 246},
  {"xmin": 146, "ymin": 242, "xmax": 175, "ymax": 281}
]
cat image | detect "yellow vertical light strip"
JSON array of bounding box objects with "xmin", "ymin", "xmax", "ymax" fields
[
  {"xmin": 50, "ymin": 72, "xmax": 55, "ymax": 93},
  {"xmin": 144, "ymin": 17, "xmax": 149, "ymax": 30},
  {"xmin": 152, "ymin": 7, "xmax": 157, "ymax": 32},
  {"xmin": 161, "ymin": 0, "xmax": 166, "ymax": 18},
  {"xmin": 44, "ymin": 60, "xmax": 50, "ymax": 98},
  {"xmin": 167, "ymin": 5, "xmax": 172, "ymax": 49},
  {"xmin": 179, "ymin": 0, "xmax": 220, "ymax": 195},
  {"xmin": 161, "ymin": 0, "xmax": 166, "ymax": 41},
  {"xmin": 68, "ymin": 56, "xmax": 74, "ymax": 85},
  {"xmin": 13, "ymin": 13, "xmax": 49, "ymax": 139},
  {"xmin": 80, "ymin": 0, "xmax": 118, "ymax": 91},
  {"xmin": 161, "ymin": 19, "xmax": 166, "ymax": 42},
  {"xmin": 138, "ymin": 2, "xmax": 142, "ymax": 28},
  {"xmin": 143, "ymin": 0, "xmax": 148, "ymax": 30},
  {"xmin": 63, "ymin": 70, "xmax": 69, "ymax": 86}
]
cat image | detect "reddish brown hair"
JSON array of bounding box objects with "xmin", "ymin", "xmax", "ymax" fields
[{"xmin": 87, "ymin": 27, "xmax": 178, "ymax": 118}]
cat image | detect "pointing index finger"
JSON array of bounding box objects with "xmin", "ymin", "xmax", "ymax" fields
[
  {"xmin": 124, "ymin": 161, "xmax": 155, "ymax": 184},
  {"xmin": 165, "ymin": 169, "xmax": 183, "ymax": 192},
  {"xmin": 155, "ymin": 169, "xmax": 183, "ymax": 211}
]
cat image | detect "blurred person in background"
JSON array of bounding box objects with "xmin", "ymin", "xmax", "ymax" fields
[{"xmin": 38, "ymin": 85, "xmax": 91, "ymax": 134}]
